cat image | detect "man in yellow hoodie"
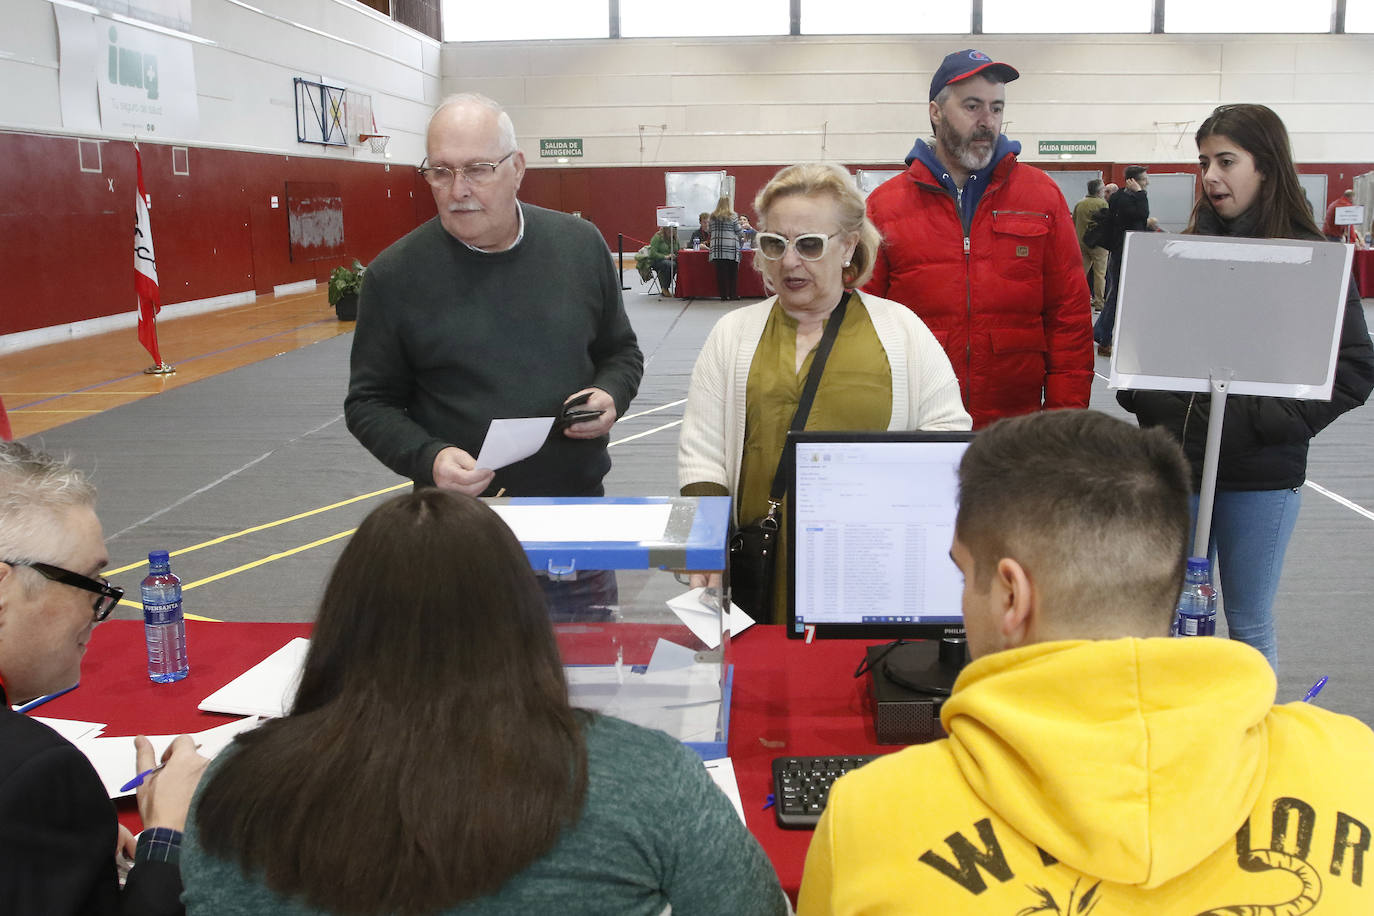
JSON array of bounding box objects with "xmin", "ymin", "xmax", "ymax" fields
[{"xmin": 799, "ymin": 409, "xmax": 1374, "ymax": 915}]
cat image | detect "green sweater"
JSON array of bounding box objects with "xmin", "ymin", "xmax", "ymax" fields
[
  {"xmin": 344, "ymin": 205, "xmax": 643, "ymax": 495},
  {"xmin": 180, "ymin": 715, "xmax": 787, "ymax": 916}
]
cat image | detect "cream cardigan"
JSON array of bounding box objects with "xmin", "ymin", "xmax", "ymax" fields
[{"xmin": 677, "ymin": 291, "xmax": 971, "ymax": 521}]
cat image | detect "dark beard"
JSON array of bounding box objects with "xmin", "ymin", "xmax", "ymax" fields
[{"xmin": 940, "ymin": 127, "xmax": 996, "ymax": 172}]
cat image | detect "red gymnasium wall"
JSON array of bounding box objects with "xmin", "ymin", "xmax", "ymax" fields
[{"xmin": 2, "ymin": 130, "xmax": 1367, "ymax": 338}]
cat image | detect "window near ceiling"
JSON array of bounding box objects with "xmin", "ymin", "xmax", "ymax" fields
[
  {"xmin": 620, "ymin": 0, "xmax": 788, "ymax": 37},
  {"xmin": 441, "ymin": 0, "xmax": 609, "ymax": 41},
  {"xmin": 1164, "ymin": 0, "xmax": 1330, "ymax": 33},
  {"xmin": 983, "ymin": 0, "xmax": 1151, "ymax": 33},
  {"xmin": 800, "ymin": 0, "xmax": 972, "ymax": 35},
  {"xmin": 1346, "ymin": 0, "xmax": 1374, "ymax": 32}
]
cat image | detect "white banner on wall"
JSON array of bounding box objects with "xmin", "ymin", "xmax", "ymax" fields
[
  {"xmin": 55, "ymin": 9, "xmax": 199, "ymax": 139},
  {"xmin": 90, "ymin": 0, "xmax": 194, "ymax": 34}
]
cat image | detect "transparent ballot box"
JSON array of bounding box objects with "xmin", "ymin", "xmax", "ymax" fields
[{"xmin": 488, "ymin": 496, "xmax": 732, "ymax": 759}]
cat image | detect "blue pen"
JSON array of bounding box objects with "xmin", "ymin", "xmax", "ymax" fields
[
  {"xmin": 120, "ymin": 763, "xmax": 166, "ymax": 793},
  {"xmin": 1302, "ymin": 676, "xmax": 1328, "ymax": 703},
  {"xmin": 15, "ymin": 683, "xmax": 78, "ymax": 714}
]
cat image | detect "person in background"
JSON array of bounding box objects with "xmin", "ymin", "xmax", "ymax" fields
[
  {"xmin": 708, "ymin": 196, "xmax": 744, "ymax": 300},
  {"xmin": 798, "ymin": 409, "xmax": 1374, "ymax": 915},
  {"xmin": 690, "ymin": 211, "xmax": 711, "ymax": 249},
  {"xmin": 679, "ymin": 163, "xmax": 969, "ymax": 622},
  {"xmin": 181, "ymin": 490, "xmax": 788, "ymax": 916},
  {"xmin": 738, "ymin": 214, "xmax": 756, "ymax": 249},
  {"xmin": 1093, "ymin": 165, "xmax": 1150, "ymax": 357},
  {"xmin": 1118, "ymin": 103, "xmax": 1374, "ymax": 672},
  {"xmin": 645, "ymin": 224, "xmax": 682, "ymax": 291},
  {"xmin": 1072, "ymin": 178, "xmax": 1109, "ymax": 310},
  {"xmin": 0, "ymin": 441, "xmax": 207, "ymax": 915},
  {"xmin": 1323, "ymin": 188, "xmax": 1368, "ymax": 247},
  {"xmin": 864, "ymin": 48, "xmax": 1092, "ymax": 428},
  {"xmin": 345, "ymin": 92, "xmax": 642, "ymax": 621}
]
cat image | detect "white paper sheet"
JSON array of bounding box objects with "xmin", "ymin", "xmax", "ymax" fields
[
  {"xmin": 666, "ymin": 587, "xmax": 756, "ymax": 649},
  {"xmin": 77, "ymin": 716, "xmax": 262, "ymax": 798},
  {"xmin": 491, "ymin": 502, "xmax": 673, "ymax": 543},
  {"xmin": 32, "ymin": 717, "xmax": 106, "ymax": 742},
  {"xmin": 703, "ymin": 757, "xmax": 746, "ymax": 823},
  {"xmin": 565, "ymin": 660, "xmax": 723, "ymax": 744},
  {"xmin": 197, "ymin": 637, "xmax": 309, "ymax": 718},
  {"xmin": 476, "ymin": 417, "xmax": 555, "ymax": 470}
]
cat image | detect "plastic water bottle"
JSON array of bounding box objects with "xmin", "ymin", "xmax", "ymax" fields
[
  {"xmin": 1172, "ymin": 557, "xmax": 1217, "ymax": 637},
  {"xmin": 142, "ymin": 550, "xmax": 189, "ymax": 682}
]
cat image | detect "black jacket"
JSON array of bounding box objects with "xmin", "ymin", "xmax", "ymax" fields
[
  {"xmin": 0, "ymin": 686, "xmax": 184, "ymax": 915},
  {"xmin": 1108, "ymin": 187, "xmax": 1150, "ymax": 254},
  {"xmin": 1118, "ymin": 259, "xmax": 1374, "ymax": 491}
]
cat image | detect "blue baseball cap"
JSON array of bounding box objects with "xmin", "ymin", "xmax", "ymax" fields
[{"xmin": 930, "ymin": 49, "xmax": 1019, "ymax": 101}]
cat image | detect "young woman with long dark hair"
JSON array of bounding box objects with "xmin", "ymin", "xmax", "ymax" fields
[
  {"xmin": 180, "ymin": 490, "xmax": 786, "ymax": 915},
  {"xmin": 1118, "ymin": 104, "xmax": 1374, "ymax": 671}
]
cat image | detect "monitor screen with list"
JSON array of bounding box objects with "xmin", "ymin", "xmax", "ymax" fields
[{"xmin": 786, "ymin": 430, "xmax": 973, "ymax": 641}]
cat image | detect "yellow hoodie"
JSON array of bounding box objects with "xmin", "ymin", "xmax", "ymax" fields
[{"xmin": 798, "ymin": 638, "xmax": 1374, "ymax": 915}]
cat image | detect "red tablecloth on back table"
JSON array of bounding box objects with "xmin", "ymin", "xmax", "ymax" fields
[
  {"xmin": 40, "ymin": 621, "xmax": 892, "ymax": 901},
  {"xmin": 675, "ymin": 249, "xmax": 768, "ymax": 299},
  {"xmin": 1354, "ymin": 248, "xmax": 1374, "ymax": 299}
]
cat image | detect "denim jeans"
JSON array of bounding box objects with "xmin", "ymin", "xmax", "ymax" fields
[
  {"xmin": 1188, "ymin": 488, "xmax": 1302, "ymax": 672},
  {"xmin": 1094, "ymin": 250, "xmax": 1122, "ymax": 346}
]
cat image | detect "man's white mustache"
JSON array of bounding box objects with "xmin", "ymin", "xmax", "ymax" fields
[{"xmin": 447, "ymin": 202, "xmax": 482, "ymax": 212}]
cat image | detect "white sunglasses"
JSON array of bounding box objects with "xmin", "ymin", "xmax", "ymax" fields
[{"xmin": 755, "ymin": 231, "xmax": 842, "ymax": 261}]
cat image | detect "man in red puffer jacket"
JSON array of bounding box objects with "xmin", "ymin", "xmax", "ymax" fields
[{"xmin": 866, "ymin": 49, "xmax": 1093, "ymax": 428}]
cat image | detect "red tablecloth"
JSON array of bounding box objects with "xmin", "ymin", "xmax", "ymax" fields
[
  {"xmin": 39, "ymin": 621, "xmax": 894, "ymax": 901},
  {"xmin": 675, "ymin": 249, "xmax": 768, "ymax": 299},
  {"xmin": 1354, "ymin": 248, "xmax": 1374, "ymax": 299}
]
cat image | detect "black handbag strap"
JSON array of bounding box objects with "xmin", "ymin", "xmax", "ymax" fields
[{"xmin": 762, "ymin": 292, "xmax": 850, "ymax": 513}]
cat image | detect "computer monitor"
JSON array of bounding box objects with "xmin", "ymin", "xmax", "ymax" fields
[{"xmin": 785, "ymin": 430, "xmax": 974, "ymax": 693}]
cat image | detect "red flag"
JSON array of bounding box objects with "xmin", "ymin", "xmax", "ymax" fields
[
  {"xmin": 0, "ymin": 396, "xmax": 11, "ymax": 441},
  {"xmin": 134, "ymin": 146, "xmax": 163, "ymax": 365}
]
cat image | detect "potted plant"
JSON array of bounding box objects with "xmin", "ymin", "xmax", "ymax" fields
[{"xmin": 328, "ymin": 259, "xmax": 366, "ymax": 320}]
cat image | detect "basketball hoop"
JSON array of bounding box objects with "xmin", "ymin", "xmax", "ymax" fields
[{"xmin": 359, "ymin": 134, "xmax": 390, "ymax": 154}]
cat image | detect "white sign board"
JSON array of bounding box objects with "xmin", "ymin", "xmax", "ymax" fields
[
  {"xmin": 1108, "ymin": 232, "xmax": 1353, "ymax": 399},
  {"xmin": 1335, "ymin": 205, "xmax": 1365, "ymax": 227},
  {"xmin": 657, "ymin": 206, "xmax": 687, "ymax": 227}
]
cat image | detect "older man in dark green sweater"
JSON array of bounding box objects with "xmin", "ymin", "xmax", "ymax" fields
[{"xmin": 345, "ymin": 93, "xmax": 642, "ymax": 499}]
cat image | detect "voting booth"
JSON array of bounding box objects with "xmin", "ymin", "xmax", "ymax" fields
[{"xmin": 490, "ymin": 496, "xmax": 734, "ymax": 759}]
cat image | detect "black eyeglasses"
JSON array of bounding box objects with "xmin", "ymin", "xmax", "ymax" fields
[
  {"xmin": 4, "ymin": 560, "xmax": 123, "ymax": 622},
  {"xmin": 417, "ymin": 152, "xmax": 515, "ymax": 189}
]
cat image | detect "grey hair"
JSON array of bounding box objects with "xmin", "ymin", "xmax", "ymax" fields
[
  {"xmin": 0, "ymin": 441, "xmax": 96, "ymax": 567},
  {"xmin": 427, "ymin": 93, "xmax": 518, "ymax": 153}
]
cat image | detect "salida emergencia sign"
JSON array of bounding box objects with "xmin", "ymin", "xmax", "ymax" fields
[
  {"xmin": 1038, "ymin": 140, "xmax": 1097, "ymax": 156},
  {"xmin": 540, "ymin": 138, "xmax": 583, "ymax": 158}
]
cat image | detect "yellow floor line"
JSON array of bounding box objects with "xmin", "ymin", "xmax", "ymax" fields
[
  {"xmin": 115, "ymin": 528, "xmax": 357, "ymax": 612},
  {"xmin": 107, "ymin": 482, "xmax": 408, "ymax": 576}
]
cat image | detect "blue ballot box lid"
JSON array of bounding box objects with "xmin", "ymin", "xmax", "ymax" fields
[{"xmin": 485, "ymin": 496, "xmax": 730, "ymax": 573}]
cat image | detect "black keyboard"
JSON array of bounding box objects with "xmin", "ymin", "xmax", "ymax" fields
[{"xmin": 771, "ymin": 754, "xmax": 880, "ymax": 829}]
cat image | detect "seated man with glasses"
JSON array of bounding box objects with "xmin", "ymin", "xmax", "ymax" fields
[
  {"xmin": 678, "ymin": 162, "xmax": 969, "ymax": 622},
  {"xmin": 0, "ymin": 440, "xmax": 207, "ymax": 915},
  {"xmin": 345, "ymin": 92, "xmax": 643, "ymax": 621}
]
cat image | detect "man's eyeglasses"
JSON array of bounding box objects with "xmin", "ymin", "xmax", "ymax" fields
[
  {"xmin": 3, "ymin": 561, "xmax": 123, "ymax": 622},
  {"xmin": 417, "ymin": 152, "xmax": 515, "ymax": 189},
  {"xmin": 755, "ymin": 231, "xmax": 842, "ymax": 262}
]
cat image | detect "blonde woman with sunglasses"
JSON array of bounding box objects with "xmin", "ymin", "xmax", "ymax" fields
[{"xmin": 678, "ymin": 163, "xmax": 970, "ymax": 622}]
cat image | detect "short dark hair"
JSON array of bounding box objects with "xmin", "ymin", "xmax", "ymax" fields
[
  {"xmin": 956, "ymin": 410, "xmax": 1190, "ymax": 635},
  {"xmin": 1124, "ymin": 165, "xmax": 1148, "ymax": 182},
  {"xmin": 1187, "ymin": 103, "xmax": 1324, "ymax": 241},
  {"xmin": 195, "ymin": 490, "xmax": 587, "ymax": 915},
  {"xmin": 1087, "ymin": 179, "xmax": 1103, "ymax": 196}
]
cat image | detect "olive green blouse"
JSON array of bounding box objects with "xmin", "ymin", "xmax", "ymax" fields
[{"xmin": 738, "ymin": 295, "xmax": 892, "ymax": 621}]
